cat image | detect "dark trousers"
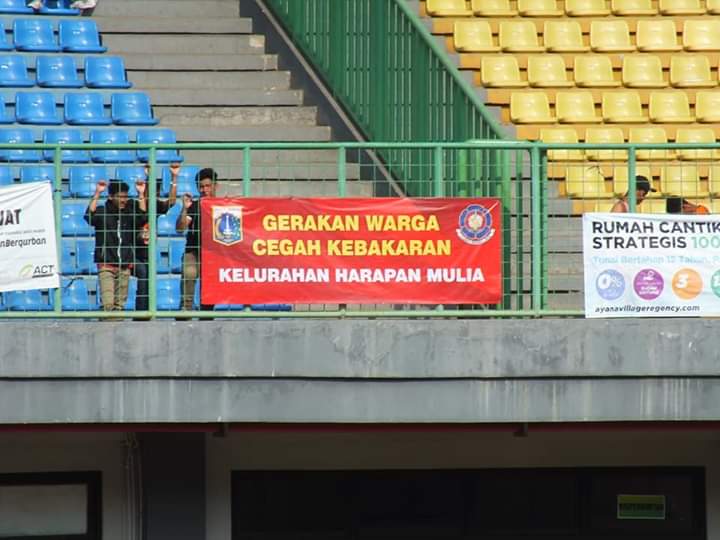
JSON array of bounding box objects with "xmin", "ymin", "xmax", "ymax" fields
[{"xmin": 134, "ymin": 260, "xmax": 148, "ymax": 311}]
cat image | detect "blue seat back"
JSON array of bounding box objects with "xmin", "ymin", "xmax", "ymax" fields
[
  {"xmin": 0, "ymin": 0, "xmax": 32, "ymax": 13},
  {"xmin": 59, "ymin": 20, "xmax": 106, "ymax": 53},
  {"xmin": 36, "ymin": 56, "xmax": 82, "ymax": 88},
  {"xmin": 136, "ymin": 129, "xmax": 183, "ymax": 163},
  {"xmin": 20, "ymin": 165, "xmax": 55, "ymax": 184},
  {"xmin": 61, "ymin": 201, "xmax": 94, "ymax": 236},
  {"xmin": 156, "ymin": 276, "xmax": 181, "ymax": 310},
  {"xmin": 43, "ymin": 129, "xmax": 89, "ymax": 163},
  {"xmin": 158, "ymin": 203, "xmax": 182, "ymax": 236},
  {"xmin": 64, "ymin": 93, "xmax": 111, "ymax": 125},
  {"xmin": 14, "ymin": 19, "xmax": 60, "ymax": 52},
  {"xmin": 162, "ymin": 165, "xmax": 199, "ymax": 197},
  {"xmin": 115, "ymin": 165, "xmax": 146, "ymax": 197},
  {"xmin": 61, "ymin": 238, "xmax": 76, "ymax": 275},
  {"xmin": 68, "ymin": 165, "xmax": 107, "ymax": 197},
  {"xmin": 89, "ymin": 129, "xmax": 134, "ymax": 163},
  {"xmin": 61, "ymin": 278, "xmax": 91, "ymax": 311},
  {"xmin": 75, "ymin": 237, "xmax": 96, "ymax": 274},
  {"xmin": 85, "ymin": 56, "xmax": 131, "ymax": 88},
  {"xmin": 5, "ymin": 289, "xmax": 52, "ymax": 311},
  {"xmin": 112, "ymin": 93, "xmax": 158, "ymax": 125},
  {"xmin": 39, "ymin": 0, "xmax": 80, "ymax": 15},
  {"xmin": 0, "ymin": 128, "xmax": 40, "ymax": 162},
  {"xmin": 0, "ymin": 22, "xmax": 11, "ymax": 51},
  {"xmin": 0, "ymin": 55, "xmax": 33, "ymax": 86},
  {"xmin": 0, "ymin": 165, "xmax": 12, "ymax": 185},
  {"xmin": 16, "ymin": 91, "xmax": 61, "ymax": 125}
]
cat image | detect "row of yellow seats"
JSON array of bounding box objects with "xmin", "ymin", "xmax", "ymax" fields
[
  {"xmin": 587, "ymin": 198, "xmax": 718, "ymax": 213},
  {"xmin": 428, "ymin": 0, "xmax": 720, "ymax": 17},
  {"xmin": 482, "ymin": 55, "xmax": 720, "ymax": 88},
  {"xmin": 564, "ymin": 164, "xmax": 717, "ymax": 197},
  {"xmin": 454, "ymin": 20, "xmax": 720, "ymax": 53},
  {"xmin": 511, "ymin": 90, "xmax": 720, "ymax": 123},
  {"xmin": 541, "ymin": 127, "xmax": 720, "ymax": 160}
]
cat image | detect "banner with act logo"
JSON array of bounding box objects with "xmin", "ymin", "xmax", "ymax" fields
[
  {"xmin": 583, "ymin": 213, "xmax": 720, "ymax": 318},
  {"xmin": 201, "ymin": 197, "xmax": 502, "ymax": 305},
  {"xmin": 0, "ymin": 182, "xmax": 59, "ymax": 293}
]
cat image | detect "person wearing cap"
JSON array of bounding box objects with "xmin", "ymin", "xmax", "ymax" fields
[
  {"xmin": 666, "ymin": 196, "xmax": 710, "ymax": 215},
  {"xmin": 611, "ymin": 176, "xmax": 656, "ymax": 213}
]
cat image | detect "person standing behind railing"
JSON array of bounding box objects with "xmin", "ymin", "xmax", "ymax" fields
[
  {"xmin": 85, "ymin": 180, "xmax": 146, "ymax": 313},
  {"xmin": 176, "ymin": 168, "xmax": 217, "ymax": 312},
  {"xmin": 611, "ymin": 176, "xmax": 656, "ymax": 213}
]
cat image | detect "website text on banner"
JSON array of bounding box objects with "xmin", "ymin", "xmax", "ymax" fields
[
  {"xmin": 201, "ymin": 198, "xmax": 502, "ymax": 305},
  {"xmin": 0, "ymin": 182, "xmax": 59, "ymax": 293},
  {"xmin": 583, "ymin": 213, "xmax": 720, "ymax": 318}
]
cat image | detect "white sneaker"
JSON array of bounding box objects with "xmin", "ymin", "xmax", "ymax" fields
[
  {"xmin": 28, "ymin": 0, "xmax": 43, "ymax": 9},
  {"xmin": 70, "ymin": 0, "xmax": 96, "ymax": 8}
]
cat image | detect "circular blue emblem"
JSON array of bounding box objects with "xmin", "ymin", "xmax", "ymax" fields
[
  {"xmin": 596, "ymin": 269, "xmax": 625, "ymax": 301},
  {"xmin": 456, "ymin": 204, "xmax": 494, "ymax": 245}
]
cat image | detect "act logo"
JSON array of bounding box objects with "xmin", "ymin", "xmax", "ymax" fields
[{"xmin": 18, "ymin": 263, "xmax": 55, "ymax": 279}]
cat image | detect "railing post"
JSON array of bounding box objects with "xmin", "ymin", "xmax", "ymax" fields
[
  {"xmin": 337, "ymin": 146, "xmax": 347, "ymax": 197},
  {"xmin": 627, "ymin": 147, "xmax": 637, "ymax": 212},
  {"xmin": 52, "ymin": 146, "xmax": 62, "ymax": 314},
  {"xmin": 243, "ymin": 146, "xmax": 252, "ymax": 197},
  {"xmin": 147, "ymin": 148, "xmax": 157, "ymax": 318},
  {"xmin": 433, "ymin": 146, "xmax": 444, "ymax": 197},
  {"xmin": 530, "ymin": 144, "xmax": 542, "ymax": 314}
]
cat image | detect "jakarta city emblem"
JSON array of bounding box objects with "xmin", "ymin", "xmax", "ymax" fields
[{"xmin": 212, "ymin": 206, "xmax": 243, "ymax": 246}]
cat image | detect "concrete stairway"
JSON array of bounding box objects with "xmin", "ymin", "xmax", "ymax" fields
[{"xmin": 92, "ymin": 0, "xmax": 367, "ymax": 196}]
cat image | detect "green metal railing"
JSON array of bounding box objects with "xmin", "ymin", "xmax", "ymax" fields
[{"xmin": 263, "ymin": 0, "xmax": 506, "ymax": 197}]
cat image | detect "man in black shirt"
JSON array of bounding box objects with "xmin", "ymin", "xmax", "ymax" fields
[{"xmin": 176, "ymin": 168, "xmax": 217, "ymax": 311}]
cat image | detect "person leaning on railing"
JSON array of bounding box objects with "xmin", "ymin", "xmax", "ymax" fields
[
  {"xmin": 176, "ymin": 168, "xmax": 217, "ymax": 312},
  {"xmin": 133, "ymin": 163, "xmax": 180, "ymax": 313},
  {"xmin": 85, "ymin": 179, "xmax": 147, "ymax": 313},
  {"xmin": 666, "ymin": 196, "xmax": 710, "ymax": 215},
  {"xmin": 611, "ymin": 176, "xmax": 656, "ymax": 213}
]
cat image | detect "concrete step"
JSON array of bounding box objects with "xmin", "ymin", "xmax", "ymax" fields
[
  {"xmin": 216, "ymin": 179, "xmax": 373, "ymax": 197},
  {"xmin": 168, "ymin": 163, "xmax": 361, "ymax": 182},
  {"xmin": 154, "ymin": 106, "xmax": 319, "ymax": 127},
  {"xmin": 95, "ymin": 16, "xmax": 251, "ymax": 34},
  {"xmin": 94, "ymin": 0, "xmax": 239, "ymax": 18},
  {"xmin": 121, "ymin": 53, "xmax": 278, "ymax": 71},
  {"xmin": 169, "ymin": 125, "xmax": 332, "ymax": 142},
  {"xmin": 102, "ymin": 34, "xmax": 264, "ymax": 55},
  {"xmin": 146, "ymin": 88, "xmax": 303, "ymax": 107},
  {"xmin": 130, "ymin": 71, "xmax": 291, "ymax": 90},
  {"xmin": 181, "ymin": 149, "xmax": 347, "ymax": 165}
]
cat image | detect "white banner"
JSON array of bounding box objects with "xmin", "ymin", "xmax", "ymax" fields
[
  {"xmin": 583, "ymin": 212, "xmax": 720, "ymax": 318},
  {"xmin": 0, "ymin": 182, "xmax": 59, "ymax": 293}
]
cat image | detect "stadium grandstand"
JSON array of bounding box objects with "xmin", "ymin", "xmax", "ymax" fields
[{"xmin": 0, "ymin": 0, "xmax": 718, "ymax": 539}]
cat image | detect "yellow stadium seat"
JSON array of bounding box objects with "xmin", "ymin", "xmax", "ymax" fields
[
  {"xmin": 527, "ymin": 55, "xmax": 573, "ymax": 87},
  {"xmin": 708, "ymin": 0, "xmax": 720, "ymax": 15},
  {"xmin": 565, "ymin": 165, "xmax": 608, "ymax": 198},
  {"xmin": 636, "ymin": 21, "xmax": 682, "ymax": 52},
  {"xmin": 426, "ymin": 0, "xmax": 473, "ymax": 16},
  {"xmin": 556, "ymin": 91, "xmax": 602, "ymax": 123},
  {"xmin": 499, "ymin": 21, "xmax": 544, "ymax": 52},
  {"xmin": 708, "ymin": 165, "xmax": 720, "ymax": 196},
  {"xmin": 575, "ymin": 56, "xmax": 620, "ymax": 87},
  {"xmin": 628, "ymin": 127, "xmax": 674, "ymax": 160},
  {"xmin": 518, "ymin": 0, "xmax": 563, "ymax": 16},
  {"xmin": 622, "ymin": 55, "xmax": 666, "ymax": 88},
  {"xmin": 565, "ymin": 0, "xmax": 610, "ymax": 16},
  {"xmin": 675, "ymin": 128, "xmax": 718, "ymax": 160},
  {"xmin": 683, "ymin": 21, "xmax": 720, "ymax": 52},
  {"xmin": 454, "ymin": 21, "xmax": 500, "ymax": 52},
  {"xmin": 661, "ymin": 165, "xmax": 707, "ymax": 197},
  {"xmin": 695, "ymin": 91, "xmax": 720, "ymax": 122},
  {"xmin": 585, "ymin": 127, "xmax": 627, "ymax": 161},
  {"xmin": 481, "ymin": 56, "xmax": 527, "ymax": 87},
  {"xmin": 659, "ymin": 0, "xmax": 704, "ymax": 15},
  {"xmin": 611, "ymin": 0, "xmax": 656, "ymax": 15},
  {"xmin": 670, "ymin": 56, "xmax": 716, "ymax": 88},
  {"xmin": 590, "ymin": 21, "xmax": 634, "ymax": 52},
  {"xmin": 470, "ymin": 0, "xmax": 517, "ymax": 16},
  {"xmin": 638, "ymin": 198, "xmax": 668, "ymax": 214},
  {"xmin": 612, "ymin": 166, "xmax": 653, "ymax": 195},
  {"xmin": 649, "ymin": 91, "xmax": 694, "ymax": 123},
  {"xmin": 543, "ymin": 21, "xmax": 589, "ymax": 52},
  {"xmin": 540, "ymin": 128, "xmax": 584, "ymax": 161},
  {"xmin": 602, "ymin": 92, "xmax": 648, "ymax": 123},
  {"xmin": 510, "ymin": 92, "xmax": 557, "ymax": 123}
]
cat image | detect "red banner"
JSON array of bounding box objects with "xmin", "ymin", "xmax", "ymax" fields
[{"xmin": 201, "ymin": 198, "xmax": 502, "ymax": 304}]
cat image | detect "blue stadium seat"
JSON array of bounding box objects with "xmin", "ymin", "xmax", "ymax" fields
[
  {"xmin": 156, "ymin": 237, "xmax": 171, "ymax": 274},
  {"xmin": 20, "ymin": 164, "xmax": 54, "ymax": 184},
  {"xmin": 64, "ymin": 92, "xmax": 111, "ymax": 125},
  {"xmin": 14, "ymin": 19, "xmax": 60, "ymax": 52},
  {"xmin": 136, "ymin": 129, "xmax": 183, "ymax": 163},
  {"xmin": 114, "ymin": 165, "xmax": 146, "ymax": 197},
  {"xmin": 0, "ymin": 0, "xmax": 32, "ymax": 13},
  {"xmin": 0, "ymin": 95, "xmax": 12, "ymax": 124},
  {"xmin": 0, "ymin": 165, "xmax": 12, "ymax": 186},
  {"xmin": 43, "ymin": 129, "xmax": 89, "ymax": 163},
  {"xmin": 156, "ymin": 238, "xmax": 185, "ymax": 274},
  {"xmin": 75, "ymin": 237, "xmax": 96, "ymax": 274},
  {"xmin": 161, "ymin": 165, "xmax": 198, "ymax": 197},
  {"xmin": 61, "ymin": 278, "xmax": 92, "ymax": 311},
  {"xmin": 59, "ymin": 20, "xmax": 106, "ymax": 53},
  {"xmin": 61, "ymin": 201, "xmax": 94, "ymax": 235},
  {"xmin": 214, "ymin": 304, "xmax": 245, "ymax": 311},
  {"xmin": 16, "ymin": 91, "xmax": 62, "ymax": 125},
  {"xmin": 5, "ymin": 289, "xmax": 52, "ymax": 311},
  {"xmin": 36, "ymin": 56, "xmax": 83, "ymax": 88},
  {"xmin": 123, "ymin": 276, "xmax": 137, "ymax": 311},
  {"xmin": 0, "ymin": 129, "xmax": 40, "ymax": 162},
  {"xmin": 61, "ymin": 238, "xmax": 76, "ymax": 274},
  {"xmin": 89, "ymin": 129, "xmax": 134, "ymax": 163},
  {"xmin": 111, "ymin": 93, "xmax": 158, "ymax": 125},
  {"xmin": 169, "ymin": 237, "xmax": 185, "ymax": 273},
  {"xmin": 158, "ymin": 203, "xmax": 182, "ymax": 236},
  {"xmin": 251, "ymin": 304, "xmax": 292, "ymax": 311},
  {"xmin": 68, "ymin": 165, "xmax": 106, "ymax": 197},
  {"xmin": 156, "ymin": 276, "xmax": 181, "ymax": 310},
  {"xmin": 0, "ymin": 55, "xmax": 33, "ymax": 86},
  {"xmin": 85, "ymin": 56, "xmax": 131, "ymax": 89},
  {"xmin": 0, "ymin": 22, "xmax": 12, "ymax": 51},
  {"xmin": 39, "ymin": 0, "xmax": 80, "ymax": 15}
]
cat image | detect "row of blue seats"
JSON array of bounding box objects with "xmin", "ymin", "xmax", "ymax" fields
[
  {"xmin": 0, "ymin": 129, "xmax": 181, "ymax": 165},
  {"xmin": 0, "ymin": 55, "xmax": 130, "ymax": 88},
  {"xmin": 63, "ymin": 202, "xmax": 184, "ymax": 236},
  {"xmin": 0, "ymin": 92, "xmax": 157, "ymax": 125},
  {"xmin": 0, "ymin": 19, "xmax": 104, "ymax": 52},
  {"xmin": 0, "ymin": 277, "xmax": 292, "ymax": 312},
  {"xmin": 0, "ymin": 0, "xmax": 81, "ymax": 15},
  {"xmin": 61, "ymin": 237, "xmax": 187, "ymax": 275}
]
